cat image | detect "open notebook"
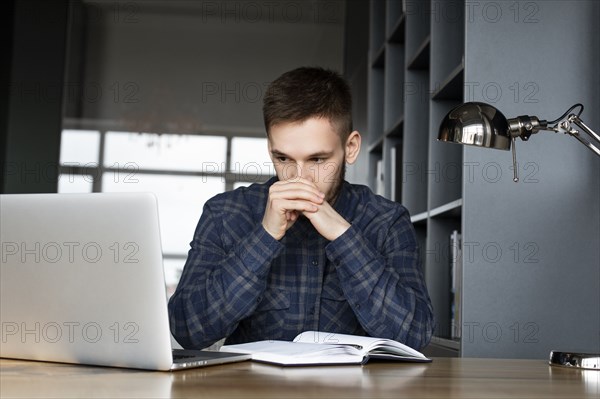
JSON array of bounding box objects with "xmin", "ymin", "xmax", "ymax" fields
[{"xmin": 221, "ymin": 331, "xmax": 431, "ymax": 366}]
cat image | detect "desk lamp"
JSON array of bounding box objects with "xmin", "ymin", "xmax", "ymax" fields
[
  {"xmin": 438, "ymin": 102, "xmax": 600, "ymax": 182},
  {"xmin": 438, "ymin": 102, "xmax": 600, "ymax": 370}
]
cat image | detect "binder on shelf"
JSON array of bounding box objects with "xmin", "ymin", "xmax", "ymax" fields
[
  {"xmin": 390, "ymin": 146, "xmax": 396, "ymax": 201},
  {"xmin": 376, "ymin": 160, "xmax": 385, "ymax": 196},
  {"xmin": 450, "ymin": 230, "xmax": 462, "ymax": 340}
]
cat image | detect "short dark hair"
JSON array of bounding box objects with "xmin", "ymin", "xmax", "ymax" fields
[{"xmin": 262, "ymin": 67, "xmax": 353, "ymax": 142}]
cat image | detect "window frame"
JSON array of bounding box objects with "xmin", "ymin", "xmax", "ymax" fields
[{"xmin": 59, "ymin": 118, "xmax": 273, "ymax": 288}]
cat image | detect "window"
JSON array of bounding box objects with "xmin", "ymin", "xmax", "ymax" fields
[
  {"xmin": 59, "ymin": 127, "xmax": 272, "ymax": 294},
  {"xmin": 103, "ymin": 132, "xmax": 227, "ymax": 172}
]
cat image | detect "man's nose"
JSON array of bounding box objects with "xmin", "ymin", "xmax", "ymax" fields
[
  {"xmin": 283, "ymin": 163, "xmax": 314, "ymax": 182},
  {"xmin": 297, "ymin": 163, "xmax": 315, "ymax": 182}
]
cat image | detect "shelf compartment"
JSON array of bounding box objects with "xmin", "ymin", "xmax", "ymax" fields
[
  {"xmin": 426, "ymin": 217, "xmax": 461, "ymax": 340},
  {"xmin": 405, "ymin": 0, "xmax": 431, "ymax": 70},
  {"xmin": 387, "ymin": 13, "xmax": 405, "ymax": 43},
  {"xmin": 367, "ymin": 66, "xmax": 384, "ymax": 149},
  {"xmin": 383, "ymin": 43, "xmax": 405, "ymax": 132},
  {"xmin": 425, "ymin": 336, "xmax": 461, "ymax": 357},
  {"xmin": 384, "ymin": 136, "xmax": 403, "ymax": 201},
  {"xmin": 410, "ymin": 211, "xmax": 428, "ymax": 224},
  {"xmin": 430, "ymin": 199, "xmax": 462, "ymax": 219},
  {"xmin": 407, "ymin": 35, "xmax": 430, "ymax": 70},
  {"xmin": 385, "ymin": 0, "xmax": 405, "ymax": 42},
  {"xmin": 431, "ymin": 61, "xmax": 464, "ymax": 101},
  {"xmin": 430, "ymin": 336, "xmax": 461, "ymax": 351},
  {"xmin": 401, "ymin": 68, "xmax": 429, "ymax": 215},
  {"xmin": 368, "ymin": 136, "xmax": 384, "ymax": 154},
  {"xmin": 428, "ymin": 100, "xmax": 463, "ymax": 210},
  {"xmin": 371, "ymin": 44, "xmax": 386, "ymax": 68},
  {"xmin": 385, "ymin": 115, "xmax": 404, "ymax": 138},
  {"xmin": 369, "ymin": 0, "xmax": 386, "ymax": 59},
  {"xmin": 429, "ymin": 0, "xmax": 465, "ymax": 91}
]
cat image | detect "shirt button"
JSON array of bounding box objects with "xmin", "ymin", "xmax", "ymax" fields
[{"xmin": 311, "ymin": 260, "xmax": 318, "ymax": 266}]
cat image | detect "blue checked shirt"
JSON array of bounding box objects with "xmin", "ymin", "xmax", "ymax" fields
[{"xmin": 168, "ymin": 177, "xmax": 434, "ymax": 350}]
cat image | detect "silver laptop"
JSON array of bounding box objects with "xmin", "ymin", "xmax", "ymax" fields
[{"xmin": 0, "ymin": 192, "xmax": 250, "ymax": 371}]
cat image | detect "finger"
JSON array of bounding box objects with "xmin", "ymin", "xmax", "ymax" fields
[
  {"xmin": 280, "ymin": 176, "xmax": 322, "ymax": 193},
  {"xmin": 270, "ymin": 183, "xmax": 325, "ymax": 203},
  {"xmin": 270, "ymin": 190, "xmax": 324, "ymax": 206},
  {"xmin": 273, "ymin": 199, "xmax": 318, "ymax": 213},
  {"xmin": 286, "ymin": 210, "xmax": 298, "ymax": 221}
]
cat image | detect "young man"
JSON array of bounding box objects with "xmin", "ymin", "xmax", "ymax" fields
[{"xmin": 168, "ymin": 67, "xmax": 434, "ymax": 351}]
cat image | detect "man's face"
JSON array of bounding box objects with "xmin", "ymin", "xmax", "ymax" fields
[{"xmin": 267, "ymin": 117, "xmax": 348, "ymax": 203}]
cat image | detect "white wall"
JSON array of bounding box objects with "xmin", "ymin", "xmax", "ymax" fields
[{"xmin": 76, "ymin": 0, "xmax": 346, "ymax": 135}]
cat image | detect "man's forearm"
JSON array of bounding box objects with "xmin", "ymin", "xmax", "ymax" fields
[
  {"xmin": 169, "ymin": 224, "xmax": 282, "ymax": 349},
  {"xmin": 326, "ymin": 225, "xmax": 434, "ymax": 350}
]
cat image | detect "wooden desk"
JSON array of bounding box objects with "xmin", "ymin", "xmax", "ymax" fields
[{"xmin": 1, "ymin": 357, "xmax": 598, "ymax": 398}]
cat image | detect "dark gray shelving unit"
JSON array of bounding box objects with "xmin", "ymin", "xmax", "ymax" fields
[
  {"xmin": 368, "ymin": 0, "xmax": 465, "ymax": 356},
  {"xmin": 364, "ymin": 0, "xmax": 599, "ymax": 359}
]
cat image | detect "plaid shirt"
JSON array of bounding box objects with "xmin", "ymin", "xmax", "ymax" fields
[{"xmin": 168, "ymin": 177, "xmax": 434, "ymax": 350}]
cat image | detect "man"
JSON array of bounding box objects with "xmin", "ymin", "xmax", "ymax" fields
[{"xmin": 168, "ymin": 67, "xmax": 434, "ymax": 351}]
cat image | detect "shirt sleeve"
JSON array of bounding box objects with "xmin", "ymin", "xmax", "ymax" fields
[
  {"xmin": 324, "ymin": 207, "xmax": 434, "ymax": 350},
  {"xmin": 168, "ymin": 200, "xmax": 283, "ymax": 349}
]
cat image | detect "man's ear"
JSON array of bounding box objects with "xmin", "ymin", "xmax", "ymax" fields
[{"xmin": 344, "ymin": 131, "xmax": 361, "ymax": 164}]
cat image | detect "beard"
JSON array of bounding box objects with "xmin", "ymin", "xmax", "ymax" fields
[{"xmin": 325, "ymin": 160, "xmax": 346, "ymax": 205}]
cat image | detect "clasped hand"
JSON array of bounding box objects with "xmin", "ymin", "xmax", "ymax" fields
[{"xmin": 262, "ymin": 177, "xmax": 350, "ymax": 241}]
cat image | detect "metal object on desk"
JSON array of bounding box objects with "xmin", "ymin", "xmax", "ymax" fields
[{"xmin": 549, "ymin": 351, "xmax": 600, "ymax": 370}]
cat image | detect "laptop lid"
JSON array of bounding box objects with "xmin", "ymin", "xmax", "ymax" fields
[{"xmin": 0, "ymin": 192, "xmax": 248, "ymax": 371}]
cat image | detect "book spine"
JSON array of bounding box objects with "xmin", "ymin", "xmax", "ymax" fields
[{"xmin": 450, "ymin": 230, "xmax": 462, "ymax": 340}]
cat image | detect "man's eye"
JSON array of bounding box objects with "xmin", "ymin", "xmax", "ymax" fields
[
  {"xmin": 312, "ymin": 158, "xmax": 325, "ymax": 164},
  {"xmin": 276, "ymin": 157, "xmax": 288, "ymax": 162}
]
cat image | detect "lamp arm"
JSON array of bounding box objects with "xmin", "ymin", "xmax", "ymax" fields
[
  {"xmin": 555, "ymin": 114, "xmax": 600, "ymax": 157},
  {"xmin": 509, "ymin": 105, "xmax": 600, "ymax": 159},
  {"xmin": 540, "ymin": 103, "xmax": 600, "ymax": 157}
]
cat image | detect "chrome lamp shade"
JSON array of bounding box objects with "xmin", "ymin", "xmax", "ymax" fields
[{"xmin": 438, "ymin": 102, "xmax": 512, "ymax": 150}]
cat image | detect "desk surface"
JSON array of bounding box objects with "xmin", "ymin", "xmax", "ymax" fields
[{"xmin": 1, "ymin": 357, "xmax": 598, "ymax": 398}]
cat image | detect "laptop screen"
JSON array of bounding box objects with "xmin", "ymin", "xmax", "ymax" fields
[{"xmin": 1, "ymin": 193, "xmax": 175, "ymax": 370}]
